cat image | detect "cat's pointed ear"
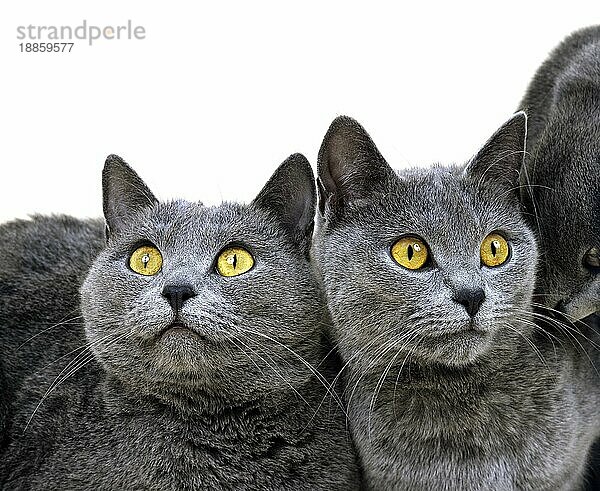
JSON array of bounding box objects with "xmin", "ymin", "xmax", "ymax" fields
[
  {"xmin": 317, "ymin": 116, "xmax": 395, "ymax": 216},
  {"xmin": 102, "ymin": 154, "xmax": 158, "ymax": 239},
  {"xmin": 464, "ymin": 112, "xmax": 527, "ymax": 198},
  {"xmin": 252, "ymin": 153, "xmax": 316, "ymax": 257}
]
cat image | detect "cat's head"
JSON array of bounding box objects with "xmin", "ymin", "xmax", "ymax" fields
[
  {"xmin": 81, "ymin": 154, "xmax": 323, "ymax": 403},
  {"xmin": 314, "ymin": 114, "xmax": 537, "ymax": 368},
  {"xmin": 521, "ymin": 98, "xmax": 600, "ymax": 321}
]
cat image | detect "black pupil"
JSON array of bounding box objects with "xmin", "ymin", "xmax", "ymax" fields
[
  {"xmin": 491, "ymin": 241, "xmax": 497, "ymax": 257},
  {"xmin": 407, "ymin": 245, "xmax": 414, "ymax": 261},
  {"xmin": 232, "ymin": 254, "xmax": 237, "ymax": 269}
]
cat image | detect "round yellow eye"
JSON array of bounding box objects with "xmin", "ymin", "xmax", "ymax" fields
[
  {"xmin": 217, "ymin": 247, "xmax": 254, "ymax": 277},
  {"xmin": 129, "ymin": 245, "xmax": 163, "ymax": 276},
  {"xmin": 480, "ymin": 233, "xmax": 510, "ymax": 267},
  {"xmin": 391, "ymin": 237, "xmax": 429, "ymax": 270}
]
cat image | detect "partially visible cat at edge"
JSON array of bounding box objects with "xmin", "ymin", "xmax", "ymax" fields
[
  {"xmin": 0, "ymin": 154, "xmax": 359, "ymax": 489},
  {"xmin": 313, "ymin": 114, "xmax": 600, "ymax": 490},
  {"xmin": 517, "ymin": 24, "xmax": 600, "ymax": 489},
  {"xmin": 518, "ymin": 24, "xmax": 600, "ymax": 323}
]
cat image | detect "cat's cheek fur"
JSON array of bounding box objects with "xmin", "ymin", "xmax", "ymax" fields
[{"xmin": 560, "ymin": 278, "xmax": 600, "ymax": 320}]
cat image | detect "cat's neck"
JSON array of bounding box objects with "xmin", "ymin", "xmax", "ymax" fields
[
  {"xmin": 344, "ymin": 326, "xmax": 554, "ymax": 399},
  {"xmin": 101, "ymin": 370, "xmax": 327, "ymax": 423}
]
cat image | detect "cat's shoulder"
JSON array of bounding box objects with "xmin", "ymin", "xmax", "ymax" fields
[
  {"xmin": 550, "ymin": 25, "xmax": 600, "ymax": 60},
  {"xmin": 0, "ymin": 215, "xmax": 105, "ymax": 279},
  {"xmin": 538, "ymin": 26, "xmax": 600, "ymax": 101}
]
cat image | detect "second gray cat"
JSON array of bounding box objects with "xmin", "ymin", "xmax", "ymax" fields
[
  {"xmin": 313, "ymin": 114, "xmax": 600, "ymax": 490},
  {"xmin": 517, "ymin": 25, "xmax": 600, "ymax": 487}
]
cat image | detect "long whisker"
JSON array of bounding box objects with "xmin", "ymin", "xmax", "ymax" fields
[
  {"xmin": 234, "ymin": 325, "xmax": 347, "ymax": 417},
  {"xmin": 502, "ymin": 322, "xmax": 550, "ymax": 372},
  {"xmin": 22, "ymin": 330, "xmax": 129, "ymax": 433},
  {"xmin": 528, "ymin": 304, "xmax": 600, "ymax": 352},
  {"xmin": 234, "ymin": 331, "xmax": 310, "ymax": 407},
  {"xmin": 367, "ymin": 332, "xmax": 422, "ymax": 442},
  {"xmin": 17, "ymin": 314, "xmax": 85, "ymax": 350},
  {"xmin": 344, "ymin": 328, "xmax": 418, "ymax": 426}
]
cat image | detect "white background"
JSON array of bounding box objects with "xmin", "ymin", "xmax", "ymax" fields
[{"xmin": 1, "ymin": 1, "xmax": 599, "ymax": 223}]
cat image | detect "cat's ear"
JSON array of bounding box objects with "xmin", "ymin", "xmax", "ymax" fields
[
  {"xmin": 317, "ymin": 116, "xmax": 395, "ymax": 216},
  {"xmin": 464, "ymin": 112, "xmax": 527, "ymax": 198},
  {"xmin": 102, "ymin": 154, "xmax": 157, "ymax": 239},
  {"xmin": 252, "ymin": 153, "xmax": 316, "ymax": 256}
]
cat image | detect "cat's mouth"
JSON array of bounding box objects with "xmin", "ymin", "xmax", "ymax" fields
[
  {"xmin": 425, "ymin": 319, "xmax": 488, "ymax": 338},
  {"xmin": 157, "ymin": 321, "xmax": 203, "ymax": 341}
]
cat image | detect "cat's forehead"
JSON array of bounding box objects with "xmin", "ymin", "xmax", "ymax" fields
[
  {"xmin": 119, "ymin": 199, "xmax": 283, "ymax": 252},
  {"xmin": 347, "ymin": 165, "xmax": 523, "ymax": 246},
  {"xmin": 398, "ymin": 165, "xmax": 464, "ymax": 199},
  {"xmin": 395, "ymin": 165, "xmax": 511, "ymax": 220}
]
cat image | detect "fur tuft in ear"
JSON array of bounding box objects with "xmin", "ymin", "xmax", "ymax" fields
[
  {"xmin": 102, "ymin": 154, "xmax": 157, "ymax": 239},
  {"xmin": 317, "ymin": 116, "xmax": 395, "ymax": 216},
  {"xmin": 464, "ymin": 112, "xmax": 528, "ymax": 198},
  {"xmin": 252, "ymin": 153, "xmax": 316, "ymax": 257}
]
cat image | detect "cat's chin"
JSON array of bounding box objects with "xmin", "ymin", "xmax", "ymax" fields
[
  {"xmin": 153, "ymin": 328, "xmax": 216, "ymax": 365},
  {"xmin": 417, "ymin": 329, "xmax": 496, "ymax": 367},
  {"xmin": 118, "ymin": 321, "xmax": 223, "ymax": 377}
]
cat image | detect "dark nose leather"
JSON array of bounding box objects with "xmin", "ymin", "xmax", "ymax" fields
[
  {"xmin": 162, "ymin": 284, "xmax": 196, "ymax": 312},
  {"xmin": 453, "ymin": 288, "xmax": 485, "ymax": 317}
]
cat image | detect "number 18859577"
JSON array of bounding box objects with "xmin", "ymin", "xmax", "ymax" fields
[{"xmin": 19, "ymin": 43, "xmax": 74, "ymax": 53}]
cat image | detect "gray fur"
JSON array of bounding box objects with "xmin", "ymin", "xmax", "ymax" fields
[
  {"xmin": 0, "ymin": 214, "xmax": 105, "ymax": 414},
  {"xmin": 0, "ymin": 154, "xmax": 359, "ymax": 489},
  {"xmin": 518, "ymin": 25, "xmax": 600, "ymax": 321},
  {"xmin": 313, "ymin": 115, "xmax": 600, "ymax": 490}
]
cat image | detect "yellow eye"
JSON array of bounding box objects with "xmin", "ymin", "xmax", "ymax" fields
[
  {"xmin": 391, "ymin": 237, "xmax": 429, "ymax": 270},
  {"xmin": 480, "ymin": 233, "xmax": 510, "ymax": 267},
  {"xmin": 129, "ymin": 245, "xmax": 163, "ymax": 276},
  {"xmin": 217, "ymin": 246, "xmax": 254, "ymax": 277}
]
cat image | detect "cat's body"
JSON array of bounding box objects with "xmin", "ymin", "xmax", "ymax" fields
[
  {"xmin": 0, "ymin": 155, "xmax": 359, "ymax": 490},
  {"xmin": 3, "ymin": 352, "xmax": 349, "ymax": 490},
  {"xmin": 518, "ymin": 25, "xmax": 600, "ymax": 321},
  {"xmin": 340, "ymin": 331, "xmax": 598, "ymax": 490},
  {"xmin": 313, "ymin": 115, "xmax": 600, "ymax": 490},
  {"xmin": 0, "ymin": 357, "xmax": 8, "ymax": 449},
  {"xmin": 0, "ymin": 215, "xmax": 105, "ymax": 422}
]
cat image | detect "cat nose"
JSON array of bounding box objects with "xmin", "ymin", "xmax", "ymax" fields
[
  {"xmin": 453, "ymin": 288, "xmax": 485, "ymax": 317},
  {"xmin": 162, "ymin": 284, "xmax": 196, "ymax": 312}
]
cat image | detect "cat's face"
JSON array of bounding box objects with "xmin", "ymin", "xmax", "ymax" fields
[
  {"xmin": 314, "ymin": 114, "xmax": 537, "ymax": 368},
  {"xmin": 524, "ymin": 107, "xmax": 600, "ymax": 321},
  {"xmin": 81, "ymin": 154, "xmax": 322, "ymax": 401}
]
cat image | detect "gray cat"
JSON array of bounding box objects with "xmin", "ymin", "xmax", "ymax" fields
[
  {"xmin": 313, "ymin": 114, "xmax": 600, "ymax": 490},
  {"xmin": 518, "ymin": 25, "xmax": 600, "ymax": 322},
  {"xmin": 517, "ymin": 25, "xmax": 600, "ymax": 488},
  {"xmin": 0, "ymin": 154, "xmax": 359, "ymax": 489}
]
